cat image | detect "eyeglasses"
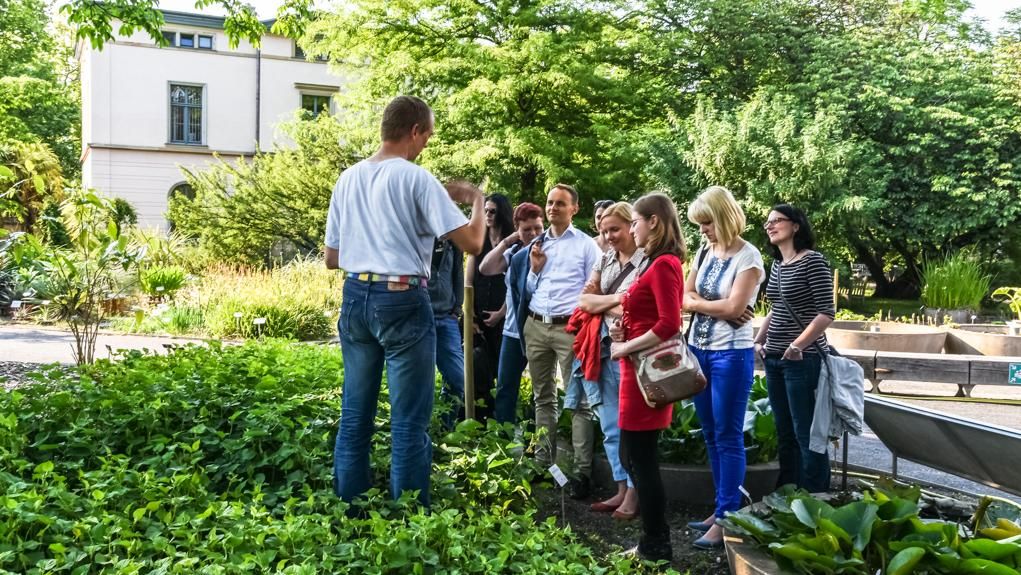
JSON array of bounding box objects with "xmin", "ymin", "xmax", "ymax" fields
[
  {"xmin": 484, "ymin": 208, "xmax": 497, "ymax": 215},
  {"xmin": 763, "ymin": 217, "xmax": 791, "ymax": 229}
]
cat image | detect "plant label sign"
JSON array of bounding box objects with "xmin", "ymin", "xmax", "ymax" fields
[
  {"xmin": 548, "ymin": 464, "xmax": 569, "ymax": 487},
  {"xmin": 10, "ymin": 300, "xmax": 21, "ymax": 309},
  {"xmin": 1009, "ymin": 363, "xmax": 1021, "ymax": 385}
]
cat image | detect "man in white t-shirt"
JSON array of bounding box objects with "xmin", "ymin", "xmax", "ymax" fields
[{"xmin": 324, "ymin": 95, "xmax": 485, "ymax": 508}]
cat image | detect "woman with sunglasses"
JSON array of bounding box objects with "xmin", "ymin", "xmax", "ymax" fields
[
  {"xmin": 753, "ymin": 204, "xmax": 834, "ymax": 493},
  {"xmin": 467, "ymin": 194, "xmax": 515, "ymax": 420},
  {"xmin": 593, "ymin": 199, "xmax": 615, "ymax": 252}
]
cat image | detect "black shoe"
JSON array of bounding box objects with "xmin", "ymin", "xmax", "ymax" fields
[
  {"xmin": 638, "ymin": 536, "xmax": 673, "ymax": 562},
  {"xmin": 568, "ymin": 475, "xmax": 591, "ymax": 500}
]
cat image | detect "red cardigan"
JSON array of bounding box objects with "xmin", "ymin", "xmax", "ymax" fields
[{"xmin": 618, "ymin": 255, "xmax": 684, "ymax": 431}]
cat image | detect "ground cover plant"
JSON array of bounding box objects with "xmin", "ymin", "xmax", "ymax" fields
[
  {"xmin": 0, "ymin": 340, "xmax": 674, "ymax": 573},
  {"xmin": 720, "ymin": 481, "xmax": 1021, "ymax": 575}
]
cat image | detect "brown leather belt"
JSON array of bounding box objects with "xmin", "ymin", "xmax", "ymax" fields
[{"xmin": 528, "ymin": 311, "xmax": 571, "ymax": 325}]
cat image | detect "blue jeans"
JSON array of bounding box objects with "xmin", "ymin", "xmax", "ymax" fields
[
  {"xmin": 764, "ymin": 353, "xmax": 830, "ymax": 493},
  {"xmin": 690, "ymin": 346, "xmax": 754, "ymax": 518},
  {"xmin": 334, "ymin": 279, "xmax": 436, "ymax": 507},
  {"xmin": 570, "ymin": 327, "xmax": 632, "ymax": 486},
  {"xmin": 435, "ymin": 314, "xmax": 465, "ymax": 428},
  {"xmin": 494, "ymin": 335, "xmax": 528, "ymax": 424}
]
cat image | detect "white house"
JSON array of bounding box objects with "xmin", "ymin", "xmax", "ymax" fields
[{"xmin": 78, "ymin": 10, "xmax": 340, "ymax": 229}]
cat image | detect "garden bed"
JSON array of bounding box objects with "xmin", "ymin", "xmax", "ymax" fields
[
  {"xmin": 0, "ymin": 341, "xmax": 688, "ymax": 573},
  {"xmin": 826, "ymin": 320, "xmax": 948, "ymax": 354}
]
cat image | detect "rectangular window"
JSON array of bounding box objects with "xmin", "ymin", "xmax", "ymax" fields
[
  {"xmin": 301, "ymin": 94, "xmax": 332, "ymax": 117},
  {"xmin": 162, "ymin": 30, "xmax": 177, "ymax": 46},
  {"xmin": 170, "ymin": 84, "xmax": 203, "ymax": 145},
  {"xmin": 179, "ymin": 33, "xmax": 195, "ymax": 48},
  {"xmin": 294, "ymin": 39, "xmax": 327, "ymax": 61},
  {"xmin": 198, "ymin": 35, "xmax": 213, "ymax": 49}
]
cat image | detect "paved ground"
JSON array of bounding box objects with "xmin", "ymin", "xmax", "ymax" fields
[
  {"xmin": 3, "ymin": 322, "xmax": 1020, "ymax": 502},
  {"xmin": 0, "ymin": 323, "xmax": 210, "ymax": 364}
]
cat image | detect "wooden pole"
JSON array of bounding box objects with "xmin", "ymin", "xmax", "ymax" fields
[
  {"xmin": 833, "ymin": 269, "xmax": 840, "ymax": 311},
  {"xmin": 463, "ymin": 285, "xmax": 476, "ymax": 421}
]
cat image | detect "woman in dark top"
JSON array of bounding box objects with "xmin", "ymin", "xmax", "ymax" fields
[
  {"xmin": 467, "ymin": 193, "xmax": 514, "ymax": 421},
  {"xmin": 753, "ymin": 204, "xmax": 834, "ymax": 492}
]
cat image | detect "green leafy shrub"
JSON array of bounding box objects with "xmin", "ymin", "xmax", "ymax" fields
[
  {"xmin": 138, "ymin": 264, "xmax": 188, "ymax": 298},
  {"xmin": 721, "ymin": 482, "xmax": 1021, "ymax": 575},
  {"xmin": 109, "ymin": 303, "xmax": 204, "ymax": 335},
  {"xmin": 992, "ymin": 287, "xmax": 1021, "ymax": 322},
  {"xmin": 921, "ymin": 251, "xmax": 992, "ymax": 311},
  {"xmin": 0, "ymin": 341, "xmax": 664, "ymax": 573}
]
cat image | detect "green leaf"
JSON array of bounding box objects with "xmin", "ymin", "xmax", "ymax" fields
[
  {"xmin": 958, "ymin": 558, "xmax": 1021, "ymax": 575},
  {"xmin": 828, "ymin": 502, "xmax": 878, "ymax": 552},
  {"xmin": 964, "ymin": 539, "xmax": 1021, "ymax": 561},
  {"xmin": 888, "ymin": 546, "xmax": 926, "ymax": 575}
]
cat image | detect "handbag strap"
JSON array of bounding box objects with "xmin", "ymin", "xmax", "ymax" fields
[
  {"xmin": 773, "ymin": 260, "xmax": 829, "ymax": 356},
  {"xmin": 605, "ymin": 258, "xmax": 636, "ymax": 295},
  {"xmin": 683, "ymin": 244, "xmax": 710, "ymax": 339}
]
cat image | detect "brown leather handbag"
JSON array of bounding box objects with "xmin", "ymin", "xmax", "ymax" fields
[{"xmin": 631, "ymin": 334, "xmax": 706, "ymax": 408}]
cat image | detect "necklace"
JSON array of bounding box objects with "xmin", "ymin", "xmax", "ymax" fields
[{"xmin": 782, "ymin": 250, "xmax": 803, "ymax": 264}]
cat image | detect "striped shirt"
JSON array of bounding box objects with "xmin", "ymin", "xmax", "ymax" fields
[{"xmin": 764, "ymin": 251, "xmax": 835, "ymax": 355}]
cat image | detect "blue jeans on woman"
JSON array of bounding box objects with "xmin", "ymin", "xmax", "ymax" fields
[
  {"xmin": 494, "ymin": 335, "xmax": 528, "ymax": 424},
  {"xmin": 569, "ymin": 326, "xmax": 632, "ymax": 487},
  {"xmin": 689, "ymin": 346, "xmax": 754, "ymax": 519},
  {"xmin": 334, "ymin": 278, "xmax": 436, "ymax": 508},
  {"xmin": 434, "ymin": 314, "xmax": 465, "ymax": 429},
  {"xmin": 763, "ymin": 353, "xmax": 830, "ymax": 493}
]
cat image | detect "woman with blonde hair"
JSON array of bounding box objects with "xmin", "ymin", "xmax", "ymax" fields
[
  {"xmin": 608, "ymin": 193, "xmax": 686, "ymax": 562},
  {"xmin": 683, "ymin": 185, "xmax": 764, "ymax": 549},
  {"xmin": 577, "ymin": 201, "xmax": 642, "ymax": 519}
]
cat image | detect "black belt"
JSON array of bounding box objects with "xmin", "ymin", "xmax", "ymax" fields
[{"xmin": 528, "ymin": 311, "xmax": 571, "ymax": 325}]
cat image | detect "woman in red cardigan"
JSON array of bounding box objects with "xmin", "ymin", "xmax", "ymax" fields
[{"xmin": 609, "ymin": 193, "xmax": 686, "ymax": 562}]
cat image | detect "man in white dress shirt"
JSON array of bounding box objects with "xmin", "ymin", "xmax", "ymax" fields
[{"xmin": 524, "ymin": 183, "xmax": 601, "ymax": 497}]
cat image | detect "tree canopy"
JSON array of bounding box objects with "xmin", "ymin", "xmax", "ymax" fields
[{"xmin": 56, "ymin": 0, "xmax": 1021, "ymax": 292}]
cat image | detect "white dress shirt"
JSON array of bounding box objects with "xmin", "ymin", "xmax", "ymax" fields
[{"xmin": 527, "ymin": 225, "xmax": 601, "ymax": 318}]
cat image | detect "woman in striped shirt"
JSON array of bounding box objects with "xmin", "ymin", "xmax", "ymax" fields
[{"xmin": 753, "ymin": 204, "xmax": 834, "ymax": 493}]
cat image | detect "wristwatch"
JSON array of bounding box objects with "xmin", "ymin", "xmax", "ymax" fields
[{"xmin": 788, "ymin": 343, "xmax": 802, "ymax": 353}]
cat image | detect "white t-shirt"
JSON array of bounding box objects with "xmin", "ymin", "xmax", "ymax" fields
[
  {"xmin": 689, "ymin": 241, "xmax": 765, "ymax": 350},
  {"xmin": 324, "ymin": 158, "xmax": 468, "ymax": 278}
]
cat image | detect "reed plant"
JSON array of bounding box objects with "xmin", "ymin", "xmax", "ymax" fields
[
  {"xmin": 198, "ymin": 256, "xmax": 342, "ymax": 339},
  {"xmin": 921, "ymin": 251, "xmax": 991, "ymax": 311}
]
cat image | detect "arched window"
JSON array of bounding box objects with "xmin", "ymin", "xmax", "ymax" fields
[{"xmin": 167, "ymin": 182, "xmax": 195, "ymax": 231}]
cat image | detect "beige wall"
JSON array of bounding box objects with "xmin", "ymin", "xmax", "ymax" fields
[
  {"xmin": 84, "ymin": 147, "xmax": 245, "ymax": 228},
  {"xmin": 80, "ymin": 21, "xmax": 341, "ymax": 229}
]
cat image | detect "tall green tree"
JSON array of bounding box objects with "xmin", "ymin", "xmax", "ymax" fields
[
  {"xmin": 307, "ymin": 0, "xmax": 672, "ymax": 204},
  {"xmin": 168, "ymin": 115, "xmax": 368, "ymax": 265},
  {"xmin": 684, "ymin": 29, "xmax": 1021, "ymax": 296}
]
